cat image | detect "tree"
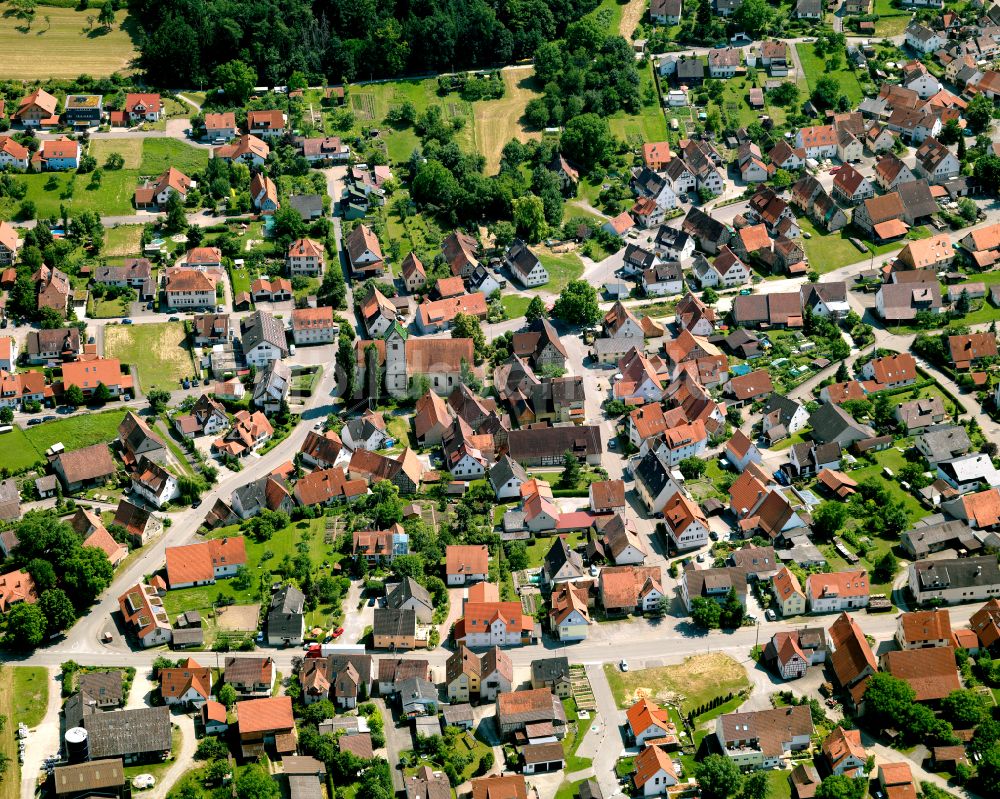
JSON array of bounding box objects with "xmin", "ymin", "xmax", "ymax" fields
[
  {"xmin": 956, "ymin": 288, "xmax": 971, "ymax": 314},
  {"xmin": 958, "ymin": 198, "xmax": 978, "ymax": 224},
  {"xmin": 39, "ymin": 589, "xmax": 76, "ymax": 634},
  {"xmin": 975, "ymin": 153, "xmax": 1000, "ymax": 195},
  {"xmin": 93, "ymin": 382, "xmax": 112, "ymax": 403},
  {"xmin": 732, "ymin": 0, "xmax": 772, "ymax": 36},
  {"xmin": 147, "ymin": 389, "xmax": 171, "ymax": 414},
  {"xmin": 811, "ymin": 502, "xmax": 848, "ymax": 540},
  {"xmin": 720, "ymin": 587, "xmax": 744, "ymax": 628},
  {"xmin": 966, "ymin": 94, "xmax": 994, "ymax": 133},
  {"xmin": 695, "ymin": 754, "xmax": 742, "ymax": 799},
  {"xmin": 525, "ymin": 295, "xmax": 546, "ymax": 323},
  {"xmin": 812, "ymin": 76, "xmax": 842, "ymax": 110},
  {"xmin": 815, "ymin": 775, "xmax": 866, "ymax": 799},
  {"xmin": 337, "ymin": 337, "xmax": 356, "ymax": 400},
  {"xmin": 104, "ymin": 151, "xmax": 125, "ymax": 170},
  {"xmin": 0, "ymin": 407, "xmax": 12, "ymax": 425},
  {"xmin": 97, "ymin": 1, "xmax": 115, "ymax": 28},
  {"xmin": 939, "ymin": 118, "xmax": 962, "ymax": 146},
  {"xmin": 452, "ymin": 312, "xmax": 487, "ymax": 363},
  {"xmin": 365, "ymin": 343, "xmax": 381, "ymax": 404},
  {"xmin": 560, "ymin": 114, "xmax": 613, "ymax": 172},
  {"xmin": 319, "ymin": 266, "xmax": 347, "ymax": 310},
  {"xmin": 164, "ymin": 192, "xmax": 187, "ymax": 234},
  {"xmin": 235, "ymin": 764, "xmax": 279, "ymax": 799},
  {"xmin": 5, "ymin": 602, "xmax": 46, "ymax": 649},
  {"xmin": 512, "ymin": 194, "xmax": 547, "ymax": 243},
  {"xmin": 560, "ymin": 450, "xmax": 581, "ymax": 488},
  {"xmin": 195, "ymin": 736, "xmax": 229, "ymax": 761},
  {"xmin": 64, "ymin": 547, "xmax": 114, "ymax": 608},
  {"xmin": 702, "ymin": 287, "xmax": 719, "ymax": 304},
  {"xmin": 218, "ymin": 683, "xmax": 237, "ymax": 709},
  {"xmin": 678, "ymin": 457, "xmax": 707, "ymax": 479},
  {"xmin": 864, "ymin": 672, "xmax": 916, "ymax": 726},
  {"xmin": 552, "ymin": 280, "xmax": 601, "ymax": 326},
  {"xmin": 979, "ymin": 745, "xmax": 1000, "ymax": 795},
  {"xmin": 64, "ymin": 384, "xmax": 85, "ymax": 407},
  {"xmin": 872, "ymin": 550, "xmax": 898, "ymax": 583},
  {"xmin": 214, "ymin": 59, "xmax": 257, "ymax": 105},
  {"xmin": 690, "ymin": 596, "xmax": 721, "ymax": 628},
  {"xmin": 942, "ymin": 689, "xmax": 988, "ymax": 728},
  {"xmin": 741, "ymin": 772, "xmax": 769, "ymax": 799}
]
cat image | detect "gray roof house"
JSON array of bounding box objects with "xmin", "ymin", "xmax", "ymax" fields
[
  {"xmin": 267, "ymin": 584, "xmax": 305, "ymax": 646},
  {"xmin": 542, "ymin": 537, "xmax": 585, "ymax": 586},
  {"xmin": 398, "ymin": 677, "xmax": 439, "ymax": 716},
  {"xmin": 916, "ymin": 425, "xmax": 972, "ymax": 465},
  {"xmin": 253, "ymin": 359, "xmax": 291, "ymax": 413},
  {"xmin": 386, "ymin": 577, "xmax": 434, "ymax": 623},
  {"xmin": 808, "ymin": 404, "xmax": 877, "ymax": 448}
]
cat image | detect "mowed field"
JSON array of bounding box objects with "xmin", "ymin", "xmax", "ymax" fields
[
  {"xmin": 0, "ymin": 5, "xmax": 136, "ymax": 79},
  {"xmin": 89, "ymin": 138, "xmax": 143, "ymax": 170},
  {"xmin": 474, "ymin": 66, "xmax": 543, "ymax": 174},
  {"xmin": 104, "ymin": 322, "xmax": 193, "ymax": 392}
]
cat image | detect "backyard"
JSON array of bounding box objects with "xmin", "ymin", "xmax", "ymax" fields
[
  {"xmin": 104, "ymin": 322, "xmax": 196, "ymax": 392},
  {"xmin": 794, "ymin": 43, "xmax": 865, "ymax": 106},
  {"xmin": 603, "ymin": 653, "xmax": 751, "ymax": 715},
  {"xmin": 0, "ymin": 6, "xmax": 136, "ymax": 80},
  {"xmin": 162, "ymin": 516, "xmax": 347, "ymax": 636},
  {"xmin": 798, "ymin": 216, "xmax": 871, "ymax": 274},
  {"xmin": 524, "ymin": 531, "xmax": 588, "ymax": 569},
  {"xmin": 538, "ymin": 248, "xmax": 584, "ymax": 294},
  {"xmin": 0, "ymin": 170, "xmax": 139, "ymax": 220}
]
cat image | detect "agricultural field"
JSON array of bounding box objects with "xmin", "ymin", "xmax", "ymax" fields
[
  {"xmin": 0, "ymin": 5, "xmax": 136, "ymax": 80},
  {"xmin": 104, "ymin": 322, "xmax": 195, "ymax": 392},
  {"xmin": 473, "ymin": 66, "xmax": 542, "ymax": 174},
  {"xmin": 604, "ymin": 653, "xmax": 750, "ymax": 714},
  {"xmin": 140, "ymin": 138, "xmax": 211, "ymax": 176},
  {"xmin": 89, "ymin": 139, "xmax": 143, "ymax": 170}
]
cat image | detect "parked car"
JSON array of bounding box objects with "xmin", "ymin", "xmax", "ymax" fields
[
  {"xmin": 332, "ymin": 627, "xmax": 345, "ymax": 639},
  {"xmin": 619, "ymin": 660, "xmax": 629, "ymax": 672},
  {"xmin": 42, "ymin": 416, "xmax": 56, "ymax": 422},
  {"xmin": 26, "ymin": 419, "xmax": 41, "ymax": 426},
  {"xmin": 765, "ymin": 608, "xmax": 776, "ymax": 621},
  {"xmin": 122, "ymin": 318, "xmax": 133, "ymax": 325}
]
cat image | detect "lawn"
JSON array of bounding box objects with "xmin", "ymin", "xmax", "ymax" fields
[
  {"xmin": 104, "ymin": 322, "xmax": 195, "ymax": 392},
  {"xmin": 12, "ymin": 667, "xmax": 48, "ymax": 728},
  {"xmin": 0, "ymin": 666, "xmax": 19, "ymax": 799},
  {"xmin": 23, "ymin": 409, "xmax": 131, "ymax": 455},
  {"xmin": 0, "ymin": 170, "xmax": 139, "ymax": 221},
  {"xmin": 89, "ymin": 139, "xmax": 143, "ymax": 170},
  {"xmin": 844, "ymin": 446, "xmax": 930, "ymax": 525},
  {"xmin": 385, "ymin": 415, "xmax": 416, "ymax": 450},
  {"xmin": 154, "ymin": 419, "xmax": 196, "ymax": 478},
  {"xmin": 561, "ymin": 698, "xmax": 594, "ymax": 772},
  {"xmin": 228, "ymin": 264, "xmax": 252, "ymax": 299},
  {"xmin": 140, "ymin": 138, "xmax": 210, "ymax": 176},
  {"xmin": 525, "ymin": 531, "xmax": 588, "ymax": 568},
  {"xmin": 873, "ymin": 0, "xmax": 912, "ymax": 35},
  {"xmin": 770, "ymin": 430, "xmax": 810, "ymax": 451},
  {"xmin": 0, "ymin": 426, "xmax": 45, "ymax": 472},
  {"xmin": 798, "ymin": 216, "xmax": 870, "ymax": 274},
  {"xmin": 104, "ymin": 225, "xmax": 144, "ymax": 257},
  {"xmin": 795, "ymin": 43, "xmax": 865, "ymax": 106},
  {"xmin": 608, "ymin": 62, "xmax": 667, "ymax": 143},
  {"xmin": 538, "ymin": 248, "xmax": 584, "ymax": 294},
  {"xmin": 501, "ymin": 295, "xmax": 532, "ymax": 319},
  {"xmin": 0, "ymin": 6, "xmax": 136, "ymax": 80},
  {"xmin": 603, "ymin": 653, "xmax": 750, "ymax": 715},
  {"xmin": 473, "ymin": 66, "xmax": 542, "ymax": 174},
  {"xmin": 91, "ymin": 297, "xmax": 130, "ymax": 318}
]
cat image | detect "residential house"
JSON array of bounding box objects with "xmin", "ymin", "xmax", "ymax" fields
[
  {"xmin": 125, "ymin": 93, "xmax": 162, "ymax": 122},
  {"xmin": 160, "ymin": 659, "xmax": 212, "ymax": 707},
  {"xmin": 881, "ymin": 647, "xmax": 961, "ymax": 701},
  {"xmin": 496, "ymin": 688, "xmax": 567, "ymax": 738},
  {"xmin": 117, "ymin": 582, "xmax": 171, "ymax": 648},
  {"xmin": 266, "ymin": 585, "xmax": 305, "ymax": 647},
  {"xmin": 455, "ymin": 600, "xmax": 535, "ymax": 648},
  {"xmin": 771, "ymin": 567, "xmax": 808, "ymax": 617},
  {"xmin": 52, "ymin": 443, "xmax": 116, "ymax": 492},
  {"xmin": 446, "ymin": 545, "xmax": 489, "ymax": 586},
  {"xmin": 806, "ymin": 570, "xmax": 870, "ymax": 613},
  {"xmin": 505, "ymin": 239, "xmax": 549, "ymax": 287},
  {"xmin": 715, "ymin": 706, "xmax": 813, "ymax": 769},
  {"xmin": 214, "ymin": 134, "xmax": 270, "ymax": 165},
  {"xmin": 165, "ymin": 269, "xmax": 216, "ymax": 310},
  {"xmin": 908, "ymin": 556, "xmax": 1000, "ymax": 605},
  {"xmin": 164, "ymin": 537, "xmax": 247, "ymax": 588},
  {"xmin": 287, "ymin": 238, "xmax": 325, "ymax": 276},
  {"xmin": 822, "ymin": 728, "xmax": 867, "ymax": 777},
  {"xmin": 224, "ymin": 657, "xmax": 276, "ymax": 699},
  {"xmin": 345, "ymin": 224, "xmax": 385, "ymax": 278},
  {"xmin": 896, "ymin": 608, "xmax": 952, "ymax": 650}
]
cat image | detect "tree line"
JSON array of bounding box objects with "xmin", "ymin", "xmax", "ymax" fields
[{"xmin": 125, "ymin": 0, "xmax": 599, "ymax": 87}]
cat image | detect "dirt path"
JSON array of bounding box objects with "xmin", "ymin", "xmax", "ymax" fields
[
  {"xmin": 619, "ymin": 0, "xmax": 646, "ymax": 40},
  {"xmin": 474, "ymin": 65, "xmax": 542, "ymax": 174}
]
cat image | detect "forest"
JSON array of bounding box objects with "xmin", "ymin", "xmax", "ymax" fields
[{"xmin": 125, "ymin": 0, "xmax": 601, "ymax": 86}]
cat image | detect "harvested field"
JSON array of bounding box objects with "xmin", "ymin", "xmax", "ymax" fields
[{"xmin": 474, "ymin": 66, "xmax": 542, "ymax": 174}]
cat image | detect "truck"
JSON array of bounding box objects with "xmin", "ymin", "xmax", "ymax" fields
[{"xmin": 304, "ymin": 642, "xmax": 366, "ymax": 658}]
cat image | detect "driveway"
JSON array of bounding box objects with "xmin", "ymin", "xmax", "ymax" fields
[
  {"xmin": 377, "ymin": 698, "xmax": 412, "ymax": 793},
  {"xmin": 146, "ymin": 713, "xmax": 196, "ymax": 799}
]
